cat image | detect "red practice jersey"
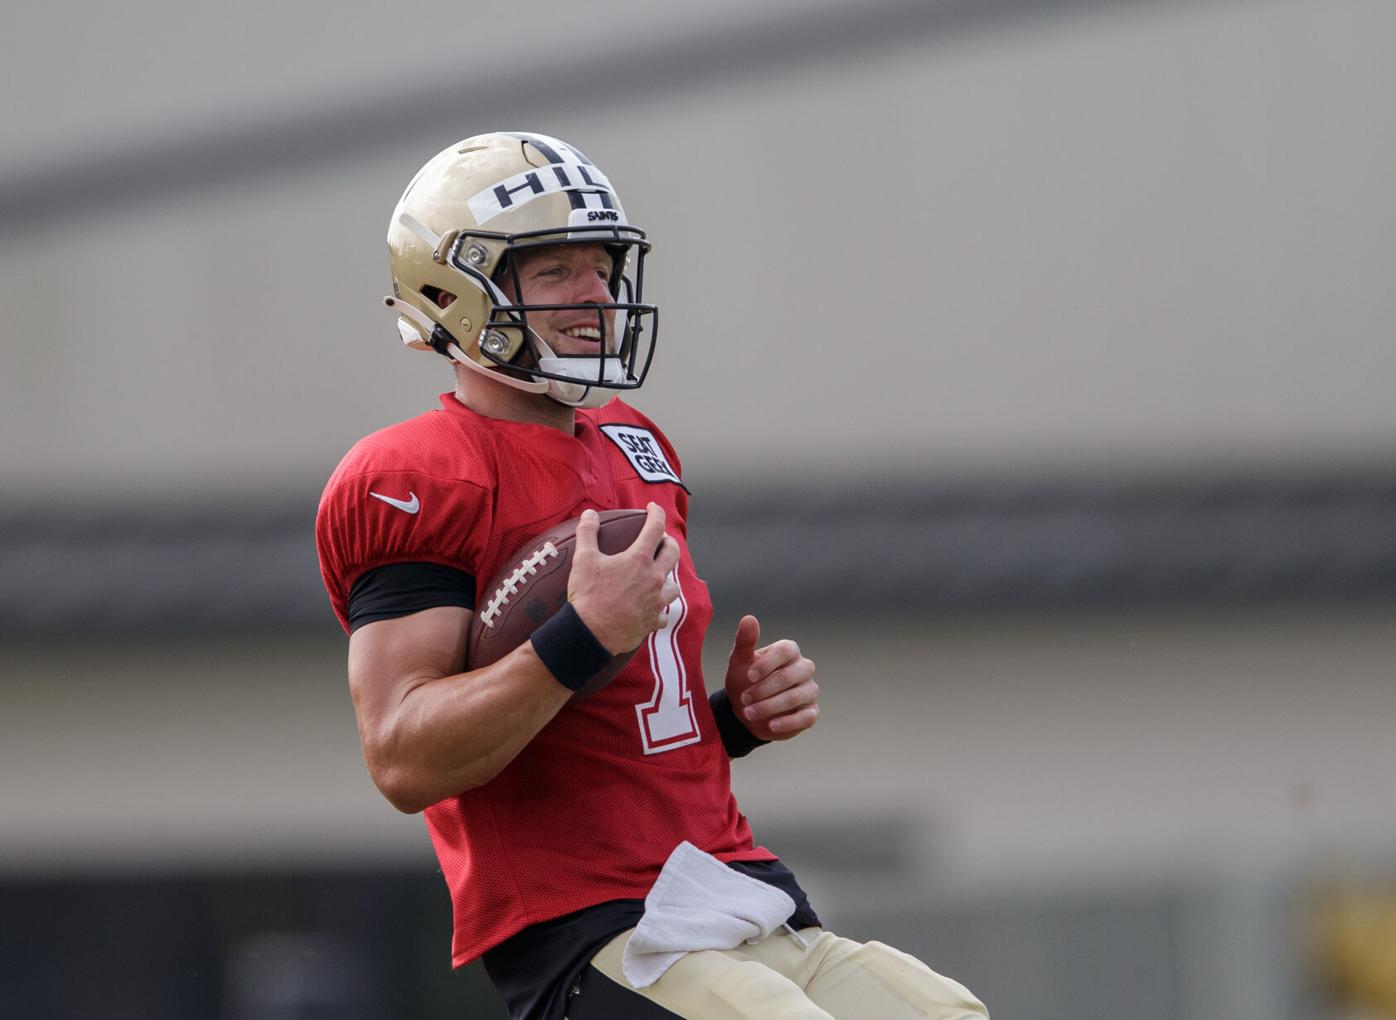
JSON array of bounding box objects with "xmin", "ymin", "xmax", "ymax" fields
[{"xmin": 316, "ymin": 394, "xmax": 774, "ymax": 965}]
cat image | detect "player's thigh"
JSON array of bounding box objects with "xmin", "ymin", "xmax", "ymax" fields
[
  {"xmin": 790, "ymin": 929, "xmax": 988, "ymax": 1020},
  {"xmin": 575, "ymin": 928, "xmax": 836, "ymax": 1020}
]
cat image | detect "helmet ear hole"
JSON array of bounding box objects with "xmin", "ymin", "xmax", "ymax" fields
[{"xmin": 420, "ymin": 285, "xmax": 456, "ymax": 310}]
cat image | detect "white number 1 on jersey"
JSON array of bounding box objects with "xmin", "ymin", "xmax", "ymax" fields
[{"xmin": 635, "ymin": 571, "xmax": 701, "ymax": 754}]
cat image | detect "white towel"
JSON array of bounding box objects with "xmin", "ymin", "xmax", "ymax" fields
[{"xmin": 621, "ymin": 840, "xmax": 798, "ymax": 989}]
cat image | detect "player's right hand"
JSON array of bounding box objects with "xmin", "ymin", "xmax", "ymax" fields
[{"xmin": 568, "ymin": 503, "xmax": 681, "ymax": 654}]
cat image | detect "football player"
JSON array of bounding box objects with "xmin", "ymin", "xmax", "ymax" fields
[{"xmin": 316, "ymin": 132, "xmax": 987, "ymax": 1019}]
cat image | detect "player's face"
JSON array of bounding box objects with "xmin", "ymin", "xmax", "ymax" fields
[{"xmin": 502, "ymin": 244, "xmax": 618, "ymax": 356}]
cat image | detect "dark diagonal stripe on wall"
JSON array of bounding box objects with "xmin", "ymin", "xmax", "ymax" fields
[{"xmin": 1, "ymin": 0, "xmax": 1191, "ymax": 234}]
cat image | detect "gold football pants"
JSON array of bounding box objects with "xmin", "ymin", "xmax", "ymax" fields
[{"xmin": 575, "ymin": 925, "xmax": 988, "ymax": 1019}]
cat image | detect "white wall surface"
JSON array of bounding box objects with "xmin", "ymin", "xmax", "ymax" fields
[
  {"xmin": 1, "ymin": 0, "xmax": 1392, "ymax": 499},
  {"xmin": 0, "ymin": 0, "xmax": 860, "ymax": 180}
]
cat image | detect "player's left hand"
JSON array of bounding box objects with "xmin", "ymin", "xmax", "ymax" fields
[{"xmin": 724, "ymin": 615, "xmax": 819, "ymax": 741}]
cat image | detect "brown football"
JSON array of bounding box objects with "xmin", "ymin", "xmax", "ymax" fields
[{"xmin": 466, "ymin": 508, "xmax": 650, "ymax": 701}]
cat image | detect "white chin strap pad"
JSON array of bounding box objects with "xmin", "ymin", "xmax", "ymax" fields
[
  {"xmin": 535, "ymin": 355, "xmax": 628, "ymax": 385},
  {"xmin": 548, "ymin": 379, "xmax": 613, "ymax": 408},
  {"xmin": 539, "ymin": 357, "xmax": 626, "ymax": 407},
  {"xmin": 532, "ymin": 332, "xmax": 627, "ymax": 406}
]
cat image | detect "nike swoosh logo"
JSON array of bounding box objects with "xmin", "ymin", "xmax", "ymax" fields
[{"xmin": 370, "ymin": 491, "xmax": 420, "ymax": 514}]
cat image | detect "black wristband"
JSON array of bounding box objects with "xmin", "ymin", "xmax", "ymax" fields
[
  {"xmin": 530, "ymin": 603, "xmax": 614, "ymax": 692},
  {"xmin": 709, "ymin": 689, "xmax": 770, "ymax": 758}
]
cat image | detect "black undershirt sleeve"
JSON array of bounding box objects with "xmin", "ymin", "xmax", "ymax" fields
[
  {"xmin": 347, "ymin": 561, "xmax": 475, "ymax": 632},
  {"xmin": 709, "ymin": 689, "xmax": 769, "ymax": 758}
]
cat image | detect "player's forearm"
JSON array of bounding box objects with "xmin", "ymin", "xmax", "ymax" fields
[{"xmin": 367, "ymin": 644, "xmax": 571, "ymax": 812}]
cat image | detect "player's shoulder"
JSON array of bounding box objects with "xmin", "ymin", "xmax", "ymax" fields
[
  {"xmin": 328, "ymin": 398, "xmax": 490, "ymax": 491},
  {"xmin": 317, "ymin": 399, "xmax": 496, "ymax": 551},
  {"xmin": 316, "ymin": 401, "xmax": 497, "ymax": 609}
]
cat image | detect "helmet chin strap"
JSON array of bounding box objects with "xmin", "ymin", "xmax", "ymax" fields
[
  {"xmin": 450, "ymin": 344, "xmax": 552, "ymax": 395},
  {"xmin": 386, "ymin": 294, "xmax": 621, "ymax": 406},
  {"xmin": 452, "ymin": 325, "xmax": 617, "ymax": 406},
  {"xmin": 387, "ymin": 294, "xmax": 551, "ymax": 395}
]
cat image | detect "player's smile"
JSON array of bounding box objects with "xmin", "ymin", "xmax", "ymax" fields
[{"xmin": 550, "ymin": 319, "xmax": 611, "ymax": 355}]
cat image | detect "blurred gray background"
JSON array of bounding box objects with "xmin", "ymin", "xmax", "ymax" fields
[{"xmin": 2, "ymin": 0, "xmax": 1394, "ymax": 1017}]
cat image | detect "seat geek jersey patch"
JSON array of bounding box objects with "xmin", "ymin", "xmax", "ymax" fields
[{"xmin": 599, "ymin": 424, "xmax": 688, "ymax": 489}]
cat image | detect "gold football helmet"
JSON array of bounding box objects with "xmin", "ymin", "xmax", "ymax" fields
[{"xmin": 385, "ymin": 131, "xmax": 656, "ymax": 408}]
